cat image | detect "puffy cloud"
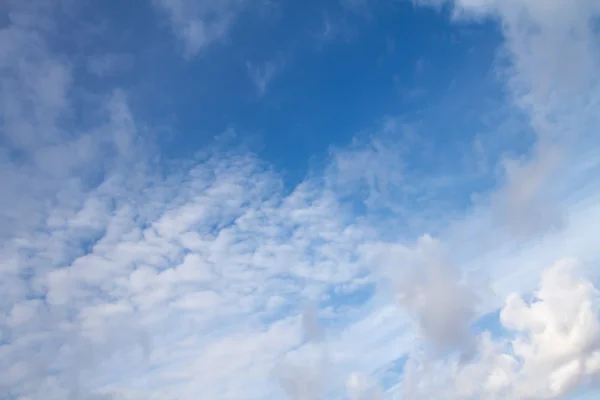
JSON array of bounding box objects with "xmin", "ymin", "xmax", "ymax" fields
[
  {"xmin": 403, "ymin": 258, "xmax": 600, "ymax": 399},
  {"xmin": 361, "ymin": 235, "xmax": 481, "ymax": 355},
  {"xmin": 499, "ymin": 259, "xmax": 600, "ymax": 398}
]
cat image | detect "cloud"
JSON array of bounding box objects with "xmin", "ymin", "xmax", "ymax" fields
[
  {"xmin": 325, "ymin": 109, "xmax": 600, "ymax": 399},
  {"xmin": 301, "ymin": 305, "xmax": 326, "ymax": 342},
  {"xmin": 246, "ymin": 59, "xmax": 281, "ymax": 96},
  {"xmin": 346, "ymin": 372, "xmax": 383, "ymax": 400},
  {"xmin": 402, "ymin": 258, "xmax": 600, "ymax": 399},
  {"xmin": 153, "ymin": 0, "xmax": 246, "ymax": 58},
  {"xmin": 276, "ymin": 306, "xmax": 330, "ymax": 399},
  {"xmin": 3, "ymin": 0, "xmax": 600, "ymax": 399},
  {"xmin": 0, "ymin": 17, "xmax": 377, "ymax": 391},
  {"xmin": 416, "ymin": 0, "xmax": 600, "ymax": 235},
  {"xmin": 2, "ymin": 137, "xmax": 373, "ymax": 398},
  {"xmin": 361, "ymin": 235, "xmax": 481, "ymax": 356},
  {"xmin": 328, "ymin": 126, "xmax": 406, "ymax": 211},
  {"xmin": 276, "ymin": 342, "xmax": 329, "ymax": 400}
]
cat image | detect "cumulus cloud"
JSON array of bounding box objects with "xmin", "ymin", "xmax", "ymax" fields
[{"xmin": 403, "ymin": 258, "xmax": 600, "ymax": 399}]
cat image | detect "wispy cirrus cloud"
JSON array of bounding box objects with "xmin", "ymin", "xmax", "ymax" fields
[
  {"xmin": 246, "ymin": 59, "xmax": 283, "ymax": 97},
  {"xmin": 153, "ymin": 0, "xmax": 247, "ymax": 58}
]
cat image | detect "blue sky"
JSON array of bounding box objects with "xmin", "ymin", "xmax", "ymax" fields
[{"xmin": 2, "ymin": 0, "xmax": 600, "ymax": 399}]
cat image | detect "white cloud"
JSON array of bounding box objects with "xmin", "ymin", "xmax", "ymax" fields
[
  {"xmin": 402, "ymin": 258, "xmax": 600, "ymax": 399},
  {"xmin": 2, "ymin": 137, "xmax": 376, "ymax": 398},
  {"xmin": 153, "ymin": 0, "xmax": 246, "ymax": 58},
  {"xmin": 360, "ymin": 235, "xmax": 481, "ymax": 355},
  {"xmin": 416, "ymin": 0, "xmax": 600, "ymax": 235},
  {"xmin": 346, "ymin": 372, "xmax": 383, "ymax": 400},
  {"xmin": 0, "ymin": 26, "xmax": 377, "ymax": 391},
  {"xmin": 3, "ymin": 0, "xmax": 600, "ymax": 399},
  {"xmin": 276, "ymin": 343, "xmax": 329, "ymax": 400}
]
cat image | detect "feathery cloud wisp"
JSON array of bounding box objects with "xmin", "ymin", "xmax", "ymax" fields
[{"xmin": 153, "ymin": 0, "xmax": 247, "ymax": 57}]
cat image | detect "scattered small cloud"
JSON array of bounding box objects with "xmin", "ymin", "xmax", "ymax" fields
[
  {"xmin": 313, "ymin": 11, "xmax": 358, "ymax": 49},
  {"xmin": 153, "ymin": 0, "xmax": 246, "ymax": 58},
  {"xmin": 246, "ymin": 59, "xmax": 282, "ymax": 96}
]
